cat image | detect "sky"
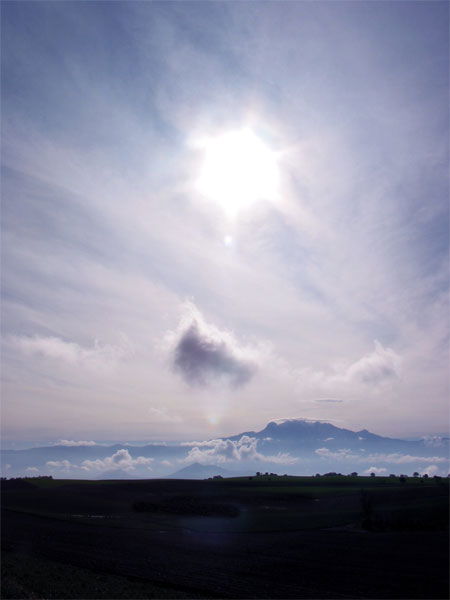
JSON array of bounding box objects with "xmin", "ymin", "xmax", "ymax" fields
[{"xmin": 1, "ymin": 1, "xmax": 449, "ymax": 445}]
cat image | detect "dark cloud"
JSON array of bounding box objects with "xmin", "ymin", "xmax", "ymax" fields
[{"xmin": 173, "ymin": 320, "xmax": 256, "ymax": 388}]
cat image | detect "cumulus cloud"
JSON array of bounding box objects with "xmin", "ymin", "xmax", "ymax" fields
[
  {"xmin": 182, "ymin": 435, "xmax": 297, "ymax": 465},
  {"xmin": 167, "ymin": 303, "xmax": 257, "ymax": 388},
  {"xmin": 364, "ymin": 466, "xmax": 387, "ymax": 475},
  {"xmin": 53, "ymin": 439, "xmax": 97, "ymax": 447},
  {"xmin": 25, "ymin": 466, "xmax": 39, "ymax": 474},
  {"xmin": 422, "ymin": 436, "xmax": 446, "ymax": 448},
  {"xmin": 344, "ymin": 340, "xmax": 401, "ymax": 384},
  {"xmin": 47, "ymin": 459, "xmax": 73, "ymax": 471},
  {"xmin": 420, "ymin": 465, "xmax": 440, "ymax": 476},
  {"xmin": 81, "ymin": 448, "xmax": 153, "ymax": 472},
  {"xmin": 9, "ymin": 335, "xmax": 129, "ymax": 370}
]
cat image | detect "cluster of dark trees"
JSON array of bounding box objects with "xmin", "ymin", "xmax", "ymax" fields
[
  {"xmin": 1, "ymin": 475, "xmax": 53, "ymax": 481},
  {"xmin": 315, "ymin": 472, "xmax": 361, "ymax": 477},
  {"xmin": 254, "ymin": 472, "xmax": 288, "ymax": 478}
]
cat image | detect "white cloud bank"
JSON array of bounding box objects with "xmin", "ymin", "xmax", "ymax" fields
[
  {"xmin": 315, "ymin": 447, "xmax": 449, "ymax": 465},
  {"xmin": 182, "ymin": 435, "xmax": 297, "ymax": 465},
  {"xmin": 47, "ymin": 449, "xmax": 153, "ymax": 473},
  {"xmin": 81, "ymin": 449, "xmax": 153, "ymax": 472}
]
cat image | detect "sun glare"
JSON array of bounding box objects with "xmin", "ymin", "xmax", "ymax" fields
[{"xmin": 197, "ymin": 129, "xmax": 279, "ymax": 217}]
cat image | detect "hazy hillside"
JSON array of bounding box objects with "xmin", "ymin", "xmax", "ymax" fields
[{"xmin": 168, "ymin": 462, "xmax": 235, "ymax": 479}]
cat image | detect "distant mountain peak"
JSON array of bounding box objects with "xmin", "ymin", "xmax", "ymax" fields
[{"xmin": 168, "ymin": 462, "xmax": 233, "ymax": 480}]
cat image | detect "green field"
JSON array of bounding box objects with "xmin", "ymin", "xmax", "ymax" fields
[{"xmin": 2, "ymin": 475, "xmax": 449, "ymax": 598}]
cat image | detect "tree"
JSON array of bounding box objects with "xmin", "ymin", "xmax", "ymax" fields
[
  {"xmin": 370, "ymin": 472, "xmax": 376, "ymax": 477},
  {"xmin": 413, "ymin": 472, "xmax": 419, "ymax": 478}
]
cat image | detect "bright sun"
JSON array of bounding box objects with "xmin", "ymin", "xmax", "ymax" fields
[{"xmin": 196, "ymin": 129, "xmax": 279, "ymax": 217}]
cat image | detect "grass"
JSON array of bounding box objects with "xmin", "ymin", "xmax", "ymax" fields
[
  {"xmin": 5, "ymin": 475, "xmax": 448, "ymax": 535},
  {"xmin": 3, "ymin": 476, "xmax": 449, "ymax": 599},
  {"xmin": 2, "ymin": 552, "xmax": 209, "ymax": 599}
]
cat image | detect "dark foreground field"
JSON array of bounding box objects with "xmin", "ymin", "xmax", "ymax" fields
[{"xmin": 2, "ymin": 475, "xmax": 449, "ymax": 599}]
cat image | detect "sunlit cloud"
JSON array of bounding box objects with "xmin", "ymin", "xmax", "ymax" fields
[
  {"xmin": 181, "ymin": 435, "xmax": 297, "ymax": 466},
  {"xmin": 81, "ymin": 449, "xmax": 154, "ymax": 473}
]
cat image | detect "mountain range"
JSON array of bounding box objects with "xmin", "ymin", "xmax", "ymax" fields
[{"xmin": 2, "ymin": 419, "xmax": 448, "ymax": 479}]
